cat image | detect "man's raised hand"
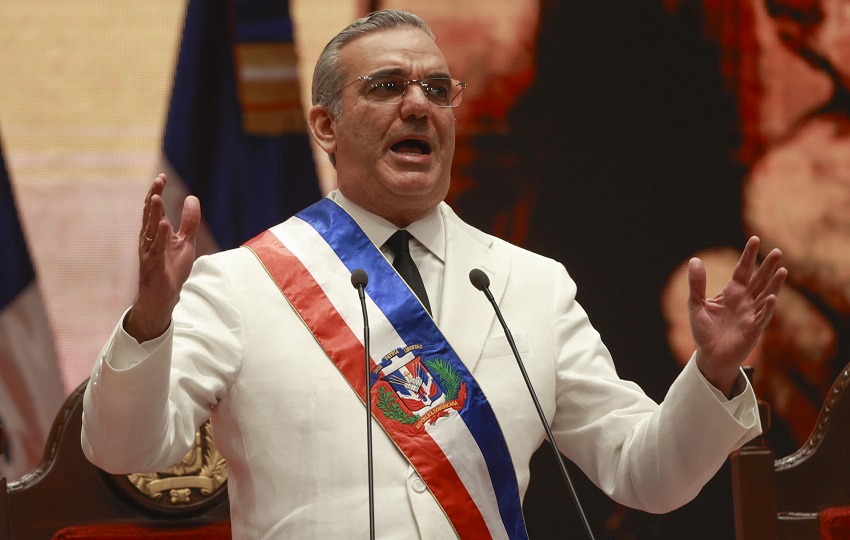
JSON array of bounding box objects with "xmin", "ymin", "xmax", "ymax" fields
[
  {"xmin": 688, "ymin": 236, "xmax": 787, "ymax": 396},
  {"xmin": 125, "ymin": 174, "xmax": 201, "ymax": 342}
]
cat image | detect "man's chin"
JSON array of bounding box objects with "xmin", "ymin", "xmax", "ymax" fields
[{"xmin": 380, "ymin": 165, "xmax": 445, "ymax": 194}]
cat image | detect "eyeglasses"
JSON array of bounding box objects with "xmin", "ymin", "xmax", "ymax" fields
[{"xmin": 346, "ymin": 74, "xmax": 467, "ymax": 107}]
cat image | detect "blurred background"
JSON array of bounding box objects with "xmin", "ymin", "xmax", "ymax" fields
[{"xmin": 2, "ymin": 0, "xmax": 848, "ymax": 537}]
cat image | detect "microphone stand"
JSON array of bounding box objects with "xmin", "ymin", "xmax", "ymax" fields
[
  {"xmin": 469, "ymin": 269, "xmax": 595, "ymax": 540},
  {"xmin": 351, "ymin": 269, "xmax": 375, "ymax": 540}
]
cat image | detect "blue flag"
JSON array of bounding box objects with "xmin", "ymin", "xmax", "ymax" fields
[
  {"xmin": 0, "ymin": 138, "xmax": 65, "ymax": 481},
  {"xmin": 161, "ymin": 0, "xmax": 320, "ymax": 251}
]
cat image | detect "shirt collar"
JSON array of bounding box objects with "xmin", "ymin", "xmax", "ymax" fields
[{"xmin": 328, "ymin": 190, "xmax": 446, "ymax": 263}]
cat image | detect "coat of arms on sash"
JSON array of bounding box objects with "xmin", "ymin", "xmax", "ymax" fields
[{"xmin": 371, "ymin": 344, "xmax": 468, "ymax": 430}]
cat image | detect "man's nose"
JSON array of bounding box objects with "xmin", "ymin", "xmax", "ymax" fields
[{"xmin": 399, "ymin": 83, "xmax": 431, "ymax": 117}]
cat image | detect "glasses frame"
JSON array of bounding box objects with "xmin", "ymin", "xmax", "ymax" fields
[{"xmin": 345, "ymin": 74, "xmax": 467, "ymax": 108}]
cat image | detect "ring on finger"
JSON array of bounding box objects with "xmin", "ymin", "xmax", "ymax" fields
[{"xmin": 144, "ymin": 234, "xmax": 154, "ymax": 242}]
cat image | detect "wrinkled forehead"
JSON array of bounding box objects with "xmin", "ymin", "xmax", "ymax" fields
[{"xmin": 339, "ymin": 27, "xmax": 450, "ymax": 80}]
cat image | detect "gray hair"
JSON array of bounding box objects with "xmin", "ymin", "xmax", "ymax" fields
[{"xmin": 311, "ymin": 10, "xmax": 436, "ymax": 119}]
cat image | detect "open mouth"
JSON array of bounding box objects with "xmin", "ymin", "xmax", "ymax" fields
[{"xmin": 391, "ymin": 139, "xmax": 432, "ymax": 155}]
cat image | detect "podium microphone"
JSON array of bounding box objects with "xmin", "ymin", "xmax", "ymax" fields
[
  {"xmin": 351, "ymin": 268, "xmax": 375, "ymax": 540},
  {"xmin": 468, "ymin": 268, "xmax": 595, "ymax": 540}
]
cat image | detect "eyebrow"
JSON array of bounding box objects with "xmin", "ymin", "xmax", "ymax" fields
[{"xmin": 368, "ymin": 68, "xmax": 453, "ymax": 80}]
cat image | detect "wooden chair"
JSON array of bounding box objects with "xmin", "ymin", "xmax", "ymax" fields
[
  {"xmin": 731, "ymin": 364, "xmax": 850, "ymax": 540},
  {"xmin": 0, "ymin": 380, "xmax": 231, "ymax": 540}
]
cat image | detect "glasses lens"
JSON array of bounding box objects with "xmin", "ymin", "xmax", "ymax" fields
[
  {"xmin": 361, "ymin": 75, "xmax": 465, "ymax": 107},
  {"xmin": 421, "ymin": 78, "xmax": 464, "ymax": 107},
  {"xmin": 364, "ymin": 75, "xmax": 407, "ymax": 103}
]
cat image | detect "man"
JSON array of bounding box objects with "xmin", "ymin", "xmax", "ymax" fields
[{"xmin": 82, "ymin": 10, "xmax": 787, "ymax": 539}]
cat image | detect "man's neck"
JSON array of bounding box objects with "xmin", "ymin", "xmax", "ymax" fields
[{"xmin": 335, "ymin": 188, "xmax": 441, "ymax": 229}]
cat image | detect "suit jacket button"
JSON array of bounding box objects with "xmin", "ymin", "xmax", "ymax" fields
[{"xmin": 411, "ymin": 477, "xmax": 427, "ymax": 493}]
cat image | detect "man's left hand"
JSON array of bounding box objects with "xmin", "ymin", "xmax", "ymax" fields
[{"xmin": 688, "ymin": 236, "xmax": 787, "ymax": 397}]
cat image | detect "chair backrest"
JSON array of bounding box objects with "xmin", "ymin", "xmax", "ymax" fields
[
  {"xmin": 0, "ymin": 380, "xmax": 231, "ymax": 540},
  {"xmin": 731, "ymin": 363, "xmax": 850, "ymax": 540}
]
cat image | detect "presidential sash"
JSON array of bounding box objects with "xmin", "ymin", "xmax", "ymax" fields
[{"xmin": 244, "ymin": 198, "xmax": 528, "ymax": 539}]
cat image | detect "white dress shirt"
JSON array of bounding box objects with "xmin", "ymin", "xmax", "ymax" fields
[{"xmin": 332, "ymin": 190, "xmax": 446, "ymax": 324}]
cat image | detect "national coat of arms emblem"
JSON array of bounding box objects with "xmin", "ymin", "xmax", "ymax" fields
[{"xmin": 372, "ymin": 344, "xmax": 468, "ymax": 429}]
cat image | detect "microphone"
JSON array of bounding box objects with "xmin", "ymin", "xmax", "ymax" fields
[
  {"xmin": 351, "ymin": 269, "xmax": 375, "ymax": 540},
  {"xmin": 468, "ymin": 268, "xmax": 596, "ymax": 540},
  {"xmin": 351, "ymin": 268, "xmax": 369, "ymax": 294}
]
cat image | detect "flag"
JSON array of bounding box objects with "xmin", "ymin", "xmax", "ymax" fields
[
  {"xmin": 160, "ymin": 0, "xmax": 320, "ymax": 255},
  {"xmin": 0, "ymin": 137, "xmax": 65, "ymax": 481}
]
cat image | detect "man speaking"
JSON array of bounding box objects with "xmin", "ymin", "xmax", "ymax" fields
[{"xmin": 82, "ymin": 10, "xmax": 786, "ymax": 539}]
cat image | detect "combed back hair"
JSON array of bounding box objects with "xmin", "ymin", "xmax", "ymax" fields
[{"xmin": 311, "ymin": 10, "xmax": 436, "ymax": 120}]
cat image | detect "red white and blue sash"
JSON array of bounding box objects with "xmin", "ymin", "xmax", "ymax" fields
[{"xmin": 244, "ymin": 198, "xmax": 528, "ymax": 540}]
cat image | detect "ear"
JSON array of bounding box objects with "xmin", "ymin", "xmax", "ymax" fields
[{"xmin": 308, "ymin": 105, "xmax": 337, "ymax": 155}]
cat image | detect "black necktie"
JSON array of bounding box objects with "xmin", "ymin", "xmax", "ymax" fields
[{"xmin": 387, "ymin": 230, "xmax": 432, "ymax": 315}]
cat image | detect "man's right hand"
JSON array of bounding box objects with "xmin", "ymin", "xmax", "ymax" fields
[{"xmin": 125, "ymin": 174, "xmax": 201, "ymax": 343}]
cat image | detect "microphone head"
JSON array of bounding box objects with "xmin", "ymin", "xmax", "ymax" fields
[
  {"xmin": 351, "ymin": 268, "xmax": 369, "ymax": 289},
  {"xmin": 469, "ymin": 268, "xmax": 490, "ymax": 291}
]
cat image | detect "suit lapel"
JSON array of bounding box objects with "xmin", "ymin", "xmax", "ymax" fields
[{"xmin": 438, "ymin": 204, "xmax": 511, "ymax": 374}]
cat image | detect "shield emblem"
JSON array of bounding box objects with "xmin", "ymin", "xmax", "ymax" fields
[{"xmin": 381, "ymin": 355, "xmax": 446, "ymax": 414}]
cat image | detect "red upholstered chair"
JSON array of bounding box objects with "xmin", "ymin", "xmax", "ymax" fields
[
  {"xmin": 731, "ymin": 364, "xmax": 850, "ymax": 540},
  {"xmin": 0, "ymin": 381, "xmax": 231, "ymax": 540}
]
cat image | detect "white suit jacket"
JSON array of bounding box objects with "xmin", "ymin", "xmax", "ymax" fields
[{"xmin": 82, "ymin": 200, "xmax": 760, "ymax": 539}]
